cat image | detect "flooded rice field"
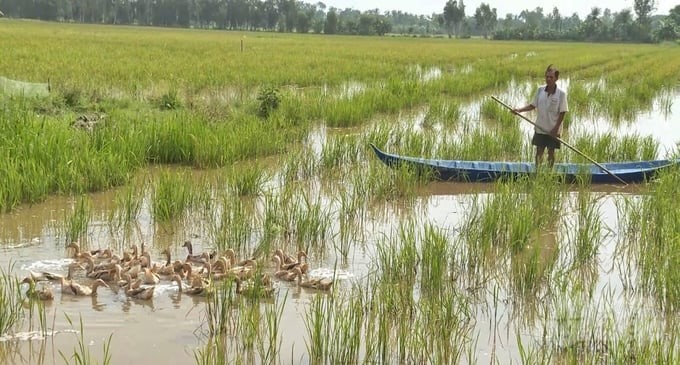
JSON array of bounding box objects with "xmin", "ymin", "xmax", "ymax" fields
[{"xmin": 1, "ymin": 89, "xmax": 679, "ymax": 364}]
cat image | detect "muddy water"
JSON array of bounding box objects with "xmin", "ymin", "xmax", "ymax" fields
[
  {"xmin": 0, "ymin": 180, "xmax": 363, "ymax": 364},
  {"xmin": 1, "ymin": 91, "xmax": 678, "ymax": 365},
  {"xmin": 0, "ymin": 179, "xmax": 648, "ymax": 364}
]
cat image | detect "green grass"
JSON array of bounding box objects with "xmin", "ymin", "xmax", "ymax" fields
[{"xmin": 0, "ymin": 264, "xmax": 23, "ymax": 336}]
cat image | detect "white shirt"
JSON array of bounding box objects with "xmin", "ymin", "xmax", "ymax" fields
[{"xmin": 531, "ymin": 86, "xmax": 568, "ymax": 134}]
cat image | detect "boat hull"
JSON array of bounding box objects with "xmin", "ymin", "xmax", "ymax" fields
[{"xmin": 370, "ymin": 144, "xmax": 677, "ymax": 184}]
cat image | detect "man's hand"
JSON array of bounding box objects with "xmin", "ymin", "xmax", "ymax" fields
[{"xmin": 550, "ymin": 126, "xmax": 561, "ymax": 138}]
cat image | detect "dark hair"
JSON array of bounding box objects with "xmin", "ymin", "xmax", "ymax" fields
[{"xmin": 546, "ymin": 64, "xmax": 559, "ymax": 79}]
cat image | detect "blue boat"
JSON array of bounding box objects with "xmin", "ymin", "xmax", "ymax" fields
[{"xmin": 370, "ymin": 144, "xmax": 678, "ymax": 184}]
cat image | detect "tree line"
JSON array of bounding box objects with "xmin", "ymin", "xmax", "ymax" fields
[
  {"xmin": 0, "ymin": 0, "xmax": 678, "ymax": 42},
  {"xmin": 440, "ymin": 0, "xmax": 680, "ymax": 43}
]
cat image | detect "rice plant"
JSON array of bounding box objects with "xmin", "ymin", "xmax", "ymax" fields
[
  {"xmin": 151, "ymin": 169, "xmax": 194, "ymax": 222},
  {"xmin": 0, "ymin": 264, "xmax": 23, "ymax": 336},
  {"xmin": 224, "ymin": 163, "xmax": 269, "ymax": 197},
  {"xmin": 64, "ymin": 195, "xmax": 92, "ymax": 245}
]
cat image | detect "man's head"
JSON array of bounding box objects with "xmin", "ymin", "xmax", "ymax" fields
[{"xmin": 545, "ymin": 64, "xmax": 559, "ymax": 87}]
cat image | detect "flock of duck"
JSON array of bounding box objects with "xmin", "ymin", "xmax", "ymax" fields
[{"xmin": 20, "ymin": 241, "xmax": 334, "ymax": 302}]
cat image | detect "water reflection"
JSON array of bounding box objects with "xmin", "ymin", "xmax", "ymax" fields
[{"xmin": 88, "ymin": 295, "xmax": 105, "ymax": 311}]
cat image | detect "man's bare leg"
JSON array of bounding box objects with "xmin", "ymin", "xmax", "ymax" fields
[
  {"xmin": 547, "ymin": 148, "xmax": 556, "ymax": 168},
  {"xmin": 535, "ymin": 146, "xmax": 546, "ymax": 167}
]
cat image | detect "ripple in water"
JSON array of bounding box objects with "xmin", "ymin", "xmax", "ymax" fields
[
  {"xmin": 21, "ymin": 258, "xmax": 75, "ymax": 272},
  {"xmin": 307, "ymin": 267, "xmax": 354, "ymax": 281},
  {"xmin": 0, "ymin": 329, "xmax": 78, "ymax": 342}
]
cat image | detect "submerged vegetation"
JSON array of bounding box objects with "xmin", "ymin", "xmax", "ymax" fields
[{"xmin": 0, "ymin": 20, "xmax": 679, "ymax": 364}]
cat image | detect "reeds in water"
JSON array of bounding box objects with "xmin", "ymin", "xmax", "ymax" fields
[
  {"xmin": 151, "ymin": 170, "xmax": 194, "ymax": 222},
  {"xmin": 0, "ymin": 264, "xmax": 23, "ymax": 336},
  {"xmin": 109, "ymin": 180, "xmax": 144, "ymax": 232},
  {"xmin": 197, "ymin": 278, "xmax": 284, "ymax": 364},
  {"xmin": 570, "ymin": 132, "xmax": 659, "ymax": 162},
  {"xmin": 64, "ymin": 195, "xmax": 92, "ymax": 244},
  {"xmin": 225, "ymin": 163, "xmax": 268, "ymax": 197},
  {"xmin": 206, "ymin": 192, "xmax": 253, "ymax": 252}
]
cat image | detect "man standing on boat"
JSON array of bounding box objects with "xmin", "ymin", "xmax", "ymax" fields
[{"xmin": 513, "ymin": 64, "xmax": 569, "ymax": 167}]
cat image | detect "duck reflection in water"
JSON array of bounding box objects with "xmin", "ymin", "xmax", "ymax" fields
[{"xmin": 91, "ymin": 295, "xmax": 106, "ymax": 312}]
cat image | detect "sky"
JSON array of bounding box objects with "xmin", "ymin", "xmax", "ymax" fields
[{"xmin": 322, "ymin": 0, "xmax": 677, "ymax": 18}]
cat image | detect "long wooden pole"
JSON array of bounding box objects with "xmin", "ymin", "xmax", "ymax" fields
[{"xmin": 491, "ymin": 95, "xmax": 628, "ymax": 185}]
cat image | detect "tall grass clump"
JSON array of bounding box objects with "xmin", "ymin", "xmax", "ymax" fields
[
  {"xmin": 207, "ymin": 192, "xmax": 253, "ymax": 252},
  {"xmin": 539, "ymin": 288, "xmax": 679, "ymax": 363},
  {"xmin": 630, "ymin": 166, "xmax": 680, "ymax": 310},
  {"xmin": 0, "ymin": 99, "xmax": 146, "ymax": 213},
  {"xmin": 280, "ymin": 146, "xmax": 318, "ymax": 182},
  {"xmin": 460, "ymin": 180, "xmax": 531, "ymax": 253},
  {"xmin": 334, "ymin": 185, "xmax": 366, "ymax": 259},
  {"xmin": 437, "ymin": 126, "xmax": 526, "ymax": 161},
  {"xmin": 570, "ymin": 132, "xmax": 660, "ymax": 162},
  {"xmin": 305, "ymin": 287, "xmax": 364, "ymax": 364},
  {"xmin": 458, "ymin": 175, "xmax": 563, "ymax": 294},
  {"xmin": 257, "ymin": 293, "xmax": 285, "ymax": 365},
  {"xmin": 419, "ymin": 224, "xmax": 450, "ymax": 295},
  {"xmin": 304, "ymin": 294, "xmax": 335, "ymax": 364},
  {"xmin": 362, "ymin": 158, "xmax": 431, "ymax": 203},
  {"xmin": 109, "ymin": 181, "xmax": 144, "ymax": 232},
  {"xmin": 197, "ymin": 278, "xmax": 285, "ymax": 364},
  {"xmin": 143, "ymin": 111, "xmax": 288, "ymax": 168},
  {"xmin": 565, "ymin": 190, "xmax": 604, "ymax": 265},
  {"xmin": 151, "ymin": 170, "xmax": 194, "ymax": 222},
  {"xmin": 195, "ymin": 285, "xmax": 231, "ymax": 365},
  {"xmin": 374, "ymin": 222, "xmax": 418, "ymax": 307},
  {"xmin": 224, "ymin": 163, "xmax": 268, "ymax": 197},
  {"xmin": 480, "ymin": 98, "xmax": 516, "ymax": 126},
  {"xmin": 0, "ymin": 264, "xmax": 23, "ymax": 336},
  {"xmin": 421, "ymin": 98, "xmax": 462, "ymax": 129},
  {"xmin": 360, "ymin": 222, "xmax": 475, "ymax": 363},
  {"xmin": 319, "ymin": 135, "xmax": 361, "ymax": 171},
  {"xmin": 203, "ymin": 280, "xmax": 235, "ymax": 337},
  {"xmin": 291, "ymin": 194, "xmax": 332, "ymax": 252},
  {"xmin": 64, "ymin": 195, "xmax": 92, "ymax": 244}
]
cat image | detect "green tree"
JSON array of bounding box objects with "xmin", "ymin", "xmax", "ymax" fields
[
  {"xmin": 474, "ymin": 3, "xmax": 497, "ymax": 38},
  {"xmin": 653, "ymin": 19, "xmax": 679, "ymax": 41},
  {"xmin": 443, "ymin": 0, "xmax": 465, "ymax": 38},
  {"xmin": 374, "ymin": 17, "xmax": 391, "ymax": 35},
  {"xmin": 634, "ymin": 0, "xmax": 656, "ymax": 25},
  {"xmin": 358, "ymin": 13, "xmax": 375, "ymax": 35},
  {"xmin": 581, "ymin": 7, "xmax": 605, "ymax": 40},
  {"xmin": 549, "ymin": 7, "xmax": 562, "ymax": 31},
  {"xmin": 668, "ymin": 4, "xmax": 680, "ymax": 25},
  {"xmin": 519, "ymin": 7, "xmax": 544, "ymax": 29},
  {"xmin": 613, "ymin": 9, "xmax": 634, "ymax": 40},
  {"xmin": 280, "ymin": 0, "xmax": 297, "ymax": 32},
  {"xmin": 324, "ymin": 9, "xmax": 337, "ymax": 34},
  {"xmin": 297, "ymin": 10, "xmax": 312, "ymax": 33}
]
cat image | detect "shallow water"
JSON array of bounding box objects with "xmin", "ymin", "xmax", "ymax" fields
[
  {"xmin": 0, "ymin": 89, "xmax": 678, "ymax": 364},
  {"xmin": 0, "ymin": 179, "xmax": 655, "ymax": 364}
]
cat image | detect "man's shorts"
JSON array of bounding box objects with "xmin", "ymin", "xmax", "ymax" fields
[{"xmin": 532, "ymin": 132, "xmax": 560, "ymax": 149}]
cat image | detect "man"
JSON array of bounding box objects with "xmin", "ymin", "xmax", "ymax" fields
[{"xmin": 513, "ymin": 64, "xmax": 569, "ymax": 167}]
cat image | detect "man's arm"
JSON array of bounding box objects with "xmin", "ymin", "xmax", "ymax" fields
[{"xmin": 513, "ymin": 104, "xmax": 535, "ymax": 114}]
